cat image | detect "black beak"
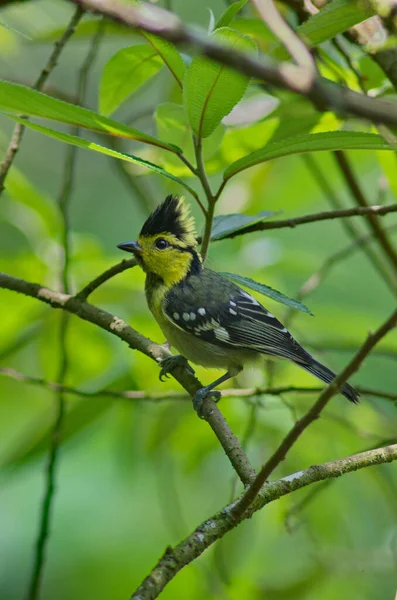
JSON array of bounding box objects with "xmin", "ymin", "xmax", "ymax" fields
[{"xmin": 117, "ymin": 241, "xmax": 142, "ymax": 254}]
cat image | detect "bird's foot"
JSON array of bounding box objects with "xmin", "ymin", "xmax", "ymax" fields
[
  {"xmin": 193, "ymin": 388, "xmax": 221, "ymax": 415},
  {"xmin": 159, "ymin": 355, "xmax": 194, "ymax": 382}
]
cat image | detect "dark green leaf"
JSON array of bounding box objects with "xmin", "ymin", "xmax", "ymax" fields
[
  {"xmin": 211, "ymin": 211, "xmax": 279, "ymax": 240},
  {"xmin": 100, "ymin": 45, "xmax": 164, "ymax": 116},
  {"xmin": 221, "ymin": 273, "xmax": 313, "ymax": 314},
  {"xmin": 224, "ymin": 131, "xmax": 397, "ymax": 179},
  {"xmin": 183, "ymin": 27, "xmax": 257, "ymax": 138},
  {"xmin": 141, "ymin": 32, "xmax": 186, "ymax": 88},
  {"xmin": 0, "ymin": 79, "xmax": 180, "ymax": 152},
  {"xmin": 215, "ymin": 0, "xmax": 248, "ymax": 29}
]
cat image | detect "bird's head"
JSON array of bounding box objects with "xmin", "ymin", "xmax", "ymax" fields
[{"xmin": 118, "ymin": 195, "xmax": 202, "ymax": 286}]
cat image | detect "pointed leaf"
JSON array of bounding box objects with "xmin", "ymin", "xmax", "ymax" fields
[
  {"xmin": 215, "ymin": 0, "xmax": 248, "ymax": 29},
  {"xmin": 183, "ymin": 27, "xmax": 257, "ymax": 138},
  {"xmin": 224, "ymin": 132, "xmax": 397, "ymax": 180},
  {"xmin": 0, "ymin": 80, "xmax": 180, "ymax": 153},
  {"xmin": 141, "ymin": 32, "xmax": 186, "ymax": 88},
  {"xmin": 100, "ymin": 45, "xmax": 164, "ymax": 116},
  {"xmin": 221, "ymin": 273, "xmax": 313, "ymax": 314},
  {"xmin": 210, "ymin": 211, "xmax": 279, "ymax": 240},
  {"xmin": 8, "ymin": 116, "xmax": 197, "ymax": 199}
]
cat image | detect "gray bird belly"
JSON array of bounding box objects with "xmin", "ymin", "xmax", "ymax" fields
[{"xmin": 159, "ymin": 318, "xmax": 258, "ymax": 372}]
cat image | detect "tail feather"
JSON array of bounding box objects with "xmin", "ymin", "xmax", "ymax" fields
[{"xmin": 296, "ymin": 358, "xmax": 360, "ymax": 404}]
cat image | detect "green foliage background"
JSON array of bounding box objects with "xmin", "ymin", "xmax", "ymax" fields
[{"xmin": 0, "ymin": 1, "xmax": 396, "ymax": 599}]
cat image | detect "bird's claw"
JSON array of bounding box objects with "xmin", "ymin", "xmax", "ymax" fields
[
  {"xmin": 159, "ymin": 355, "xmax": 193, "ymax": 382},
  {"xmin": 193, "ymin": 388, "xmax": 221, "ymax": 416}
]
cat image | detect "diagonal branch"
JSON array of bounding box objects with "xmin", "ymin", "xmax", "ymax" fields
[
  {"xmin": 130, "ymin": 443, "xmax": 397, "ymax": 599},
  {"xmin": 233, "ymin": 306, "xmax": 397, "ymax": 518},
  {"xmin": 66, "ymin": 0, "xmax": 397, "ymax": 126},
  {"xmin": 0, "ymin": 5, "xmax": 85, "ymax": 195},
  {"xmin": 334, "ymin": 150, "xmax": 397, "ymax": 273},
  {"xmin": 0, "ymin": 272, "xmax": 255, "ymax": 486}
]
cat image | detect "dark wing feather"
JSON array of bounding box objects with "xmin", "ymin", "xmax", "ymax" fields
[{"xmin": 163, "ymin": 270, "xmax": 311, "ymax": 364}]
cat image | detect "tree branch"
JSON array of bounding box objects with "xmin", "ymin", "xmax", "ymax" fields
[
  {"xmin": 66, "ymin": 0, "xmax": 397, "ymax": 126},
  {"xmin": 2, "ymin": 367, "xmax": 396, "ymax": 403},
  {"xmin": 301, "ymin": 154, "xmax": 397, "ymax": 296},
  {"xmin": 334, "ymin": 150, "xmax": 397, "ymax": 273},
  {"xmin": 233, "ymin": 306, "xmax": 397, "ymax": 518},
  {"xmin": 130, "ymin": 443, "xmax": 397, "ymax": 599},
  {"xmin": 0, "ymin": 272, "xmax": 255, "ymax": 486},
  {"xmin": 214, "ymin": 203, "xmax": 397, "ymax": 239},
  {"xmin": 0, "ymin": 5, "xmax": 84, "ymax": 195}
]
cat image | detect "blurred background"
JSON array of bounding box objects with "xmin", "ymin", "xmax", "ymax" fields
[{"xmin": 0, "ymin": 1, "xmax": 397, "ymax": 599}]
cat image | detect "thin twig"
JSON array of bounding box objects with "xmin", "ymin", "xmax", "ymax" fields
[
  {"xmin": 233, "ymin": 306, "xmax": 397, "ymax": 518},
  {"xmin": 193, "ymin": 135, "xmax": 216, "ymax": 260},
  {"xmin": 1, "ymin": 368, "xmax": 395, "ymax": 403},
  {"xmin": 215, "ymin": 202, "xmax": 397, "ymax": 238},
  {"xmin": 67, "ymin": 0, "xmax": 397, "ymax": 126},
  {"xmin": 284, "ymin": 224, "xmax": 397, "ymax": 328},
  {"xmin": 302, "ymin": 154, "xmax": 397, "ymax": 295},
  {"xmin": 0, "ymin": 273, "xmax": 255, "ymax": 486},
  {"xmin": 26, "ymin": 21, "xmax": 105, "ymax": 600},
  {"xmin": 0, "ymin": 6, "xmax": 84, "ymax": 196},
  {"xmin": 334, "ymin": 150, "xmax": 397, "ymax": 273},
  {"xmin": 76, "ymin": 257, "xmax": 137, "ymax": 300}
]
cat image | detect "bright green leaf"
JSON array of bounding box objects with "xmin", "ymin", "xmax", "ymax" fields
[
  {"xmin": 183, "ymin": 27, "xmax": 257, "ymax": 139},
  {"xmin": 8, "ymin": 116, "xmax": 197, "ymax": 199},
  {"xmin": 0, "ymin": 80, "xmax": 180, "ymax": 153},
  {"xmin": 210, "ymin": 211, "xmax": 279, "ymax": 240},
  {"xmin": 141, "ymin": 32, "xmax": 186, "ymax": 88},
  {"xmin": 215, "ymin": 0, "xmax": 248, "ymax": 29},
  {"xmin": 224, "ymin": 131, "xmax": 397, "ymax": 180},
  {"xmin": 100, "ymin": 45, "xmax": 164, "ymax": 116},
  {"xmin": 221, "ymin": 273, "xmax": 313, "ymax": 314},
  {"xmin": 272, "ymin": 0, "xmax": 375, "ymax": 59},
  {"xmin": 155, "ymin": 102, "xmax": 224, "ymax": 174}
]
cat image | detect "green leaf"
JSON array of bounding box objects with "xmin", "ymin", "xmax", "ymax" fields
[
  {"xmin": 272, "ymin": 0, "xmax": 374, "ymax": 59},
  {"xmin": 141, "ymin": 32, "xmax": 186, "ymax": 88},
  {"xmin": 0, "ymin": 80, "xmax": 179, "ymax": 153},
  {"xmin": 8, "ymin": 116, "xmax": 197, "ymax": 198},
  {"xmin": 210, "ymin": 211, "xmax": 279, "ymax": 240},
  {"xmin": 215, "ymin": 0, "xmax": 248, "ymax": 29},
  {"xmin": 221, "ymin": 273, "xmax": 313, "ymax": 314},
  {"xmin": 100, "ymin": 45, "xmax": 164, "ymax": 116},
  {"xmin": 183, "ymin": 27, "xmax": 257, "ymax": 138},
  {"xmin": 224, "ymin": 131, "xmax": 397, "ymax": 179},
  {"xmin": 155, "ymin": 102, "xmax": 224, "ymax": 174}
]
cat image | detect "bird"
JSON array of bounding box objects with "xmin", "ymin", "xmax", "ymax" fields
[{"xmin": 117, "ymin": 195, "xmax": 359, "ymax": 411}]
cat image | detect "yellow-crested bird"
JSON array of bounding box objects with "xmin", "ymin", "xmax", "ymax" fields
[{"xmin": 118, "ymin": 195, "xmax": 359, "ymax": 410}]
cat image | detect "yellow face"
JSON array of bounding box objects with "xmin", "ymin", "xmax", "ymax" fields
[{"xmin": 136, "ymin": 232, "xmax": 195, "ymax": 287}]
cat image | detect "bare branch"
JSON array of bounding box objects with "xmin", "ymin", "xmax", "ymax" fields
[
  {"xmin": 233, "ymin": 306, "xmax": 397, "ymax": 518},
  {"xmin": 334, "ymin": 150, "xmax": 397, "ymax": 273},
  {"xmin": 1, "ymin": 367, "xmax": 396, "ymax": 403},
  {"xmin": 0, "ymin": 272, "xmax": 255, "ymax": 486},
  {"xmin": 215, "ymin": 203, "xmax": 397, "ymax": 239},
  {"xmin": 0, "ymin": 6, "xmax": 85, "ymax": 195},
  {"xmin": 131, "ymin": 443, "xmax": 397, "ymax": 599},
  {"xmin": 63, "ymin": 0, "xmax": 397, "ymax": 126},
  {"xmin": 301, "ymin": 154, "xmax": 397, "ymax": 296},
  {"xmin": 76, "ymin": 257, "xmax": 137, "ymax": 300}
]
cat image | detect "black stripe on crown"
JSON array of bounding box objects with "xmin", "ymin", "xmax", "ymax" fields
[{"xmin": 140, "ymin": 195, "xmax": 187, "ymax": 239}]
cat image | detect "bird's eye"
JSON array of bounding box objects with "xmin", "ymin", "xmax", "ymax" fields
[{"xmin": 155, "ymin": 238, "xmax": 169, "ymax": 250}]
